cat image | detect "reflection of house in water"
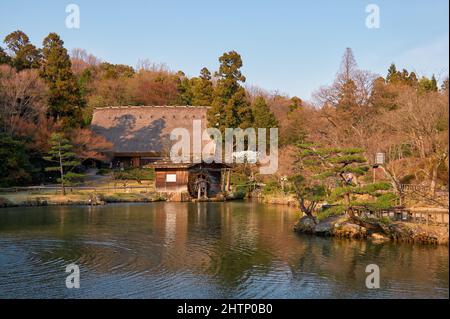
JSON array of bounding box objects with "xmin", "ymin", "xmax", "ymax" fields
[{"xmin": 91, "ymin": 106, "xmax": 231, "ymax": 200}]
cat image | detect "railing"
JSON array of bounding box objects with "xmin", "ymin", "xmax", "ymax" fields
[
  {"xmin": 351, "ymin": 207, "xmax": 449, "ymax": 226},
  {"xmin": 399, "ymin": 184, "xmax": 449, "ymax": 193}
]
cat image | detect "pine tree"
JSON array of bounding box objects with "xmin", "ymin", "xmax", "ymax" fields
[
  {"xmin": 44, "ymin": 133, "xmax": 82, "ymax": 195},
  {"xmin": 294, "ymin": 142, "xmax": 397, "ymax": 226},
  {"xmin": 252, "ymin": 96, "xmax": 278, "ymax": 129},
  {"xmin": 288, "ymin": 96, "xmax": 302, "ymax": 113},
  {"xmin": 207, "ymin": 51, "xmax": 253, "ymax": 131},
  {"xmin": 3, "ymin": 30, "xmax": 41, "ymax": 70},
  {"xmin": 176, "ymin": 71, "xmax": 193, "ymax": 105},
  {"xmin": 431, "ymin": 74, "xmax": 438, "ymax": 92},
  {"xmin": 191, "ymin": 67, "xmax": 213, "ymax": 106},
  {"xmin": 386, "ymin": 63, "xmax": 398, "ymax": 83},
  {"xmin": 40, "ymin": 33, "xmax": 82, "ymax": 127},
  {"xmin": 441, "ymin": 77, "xmax": 449, "ymax": 93},
  {"xmin": 418, "ymin": 75, "xmax": 439, "ymax": 93}
]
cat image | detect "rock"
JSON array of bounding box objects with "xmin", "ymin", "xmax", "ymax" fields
[
  {"xmin": 315, "ymin": 215, "xmax": 347, "ymax": 236},
  {"xmin": 369, "ymin": 233, "xmax": 390, "ymax": 243},
  {"xmin": 293, "ymin": 215, "xmax": 317, "ymax": 234},
  {"xmin": 334, "ymin": 222, "xmax": 367, "ymax": 239}
]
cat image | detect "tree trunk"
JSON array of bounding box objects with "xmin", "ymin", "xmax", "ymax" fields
[
  {"xmin": 430, "ymin": 161, "xmax": 438, "ymax": 198},
  {"xmin": 58, "ymin": 141, "xmax": 65, "ymax": 196}
]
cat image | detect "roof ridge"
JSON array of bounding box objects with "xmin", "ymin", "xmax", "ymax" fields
[{"xmin": 93, "ymin": 105, "xmax": 211, "ymax": 110}]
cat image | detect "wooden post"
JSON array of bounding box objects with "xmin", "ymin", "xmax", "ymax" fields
[
  {"xmin": 226, "ymin": 169, "xmax": 231, "ymax": 192},
  {"xmin": 221, "ymin": 169, "xmax": 226, "ymax": 192},
  {"xmin": 373, "ymin": 167, "xmax": 376, "ymax": 183}
]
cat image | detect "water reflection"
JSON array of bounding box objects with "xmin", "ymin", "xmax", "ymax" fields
[{"xmin": 0, "ymin": 202, "xmax": 448, "ymax": 298}]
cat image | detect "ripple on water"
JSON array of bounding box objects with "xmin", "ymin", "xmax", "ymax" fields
[{"xmin": 0, "ymin": 203, "xmax": 448, "ymax": 299}]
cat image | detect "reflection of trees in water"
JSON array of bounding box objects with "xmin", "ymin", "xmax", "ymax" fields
[
  {"xmin": 184, "ymin": 202, "xmax": 276, "ymax": 289},
  {"xmin": 288, "ymin": 236, "xmax": 449, "ymax": 294},
  {"xmin": 1, "ymin": 203, "xmax": 448, "ymax": 296}
]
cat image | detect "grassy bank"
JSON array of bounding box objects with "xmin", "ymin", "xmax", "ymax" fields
[{"xmin": 0, "ymin": 187, "xmax": 164, "ymax": 208}]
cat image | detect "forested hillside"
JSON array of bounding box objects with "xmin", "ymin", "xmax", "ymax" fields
[{"xmin": 0, "ymin": 30, "xmax": 448, "ymax": 193}]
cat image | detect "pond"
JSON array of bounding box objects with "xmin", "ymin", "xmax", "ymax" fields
[{"xmin": 0, "ymin": 201, "xmax": 448, "ymax": 298}]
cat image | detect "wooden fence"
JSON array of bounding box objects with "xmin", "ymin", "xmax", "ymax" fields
[{"xmin": 0, "ymin": 185, "xmax": 154, "ymax": 193}]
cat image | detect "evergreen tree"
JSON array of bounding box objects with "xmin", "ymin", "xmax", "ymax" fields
[
  {"xmin": 207, "ymin": 51, "xmax": 253, "ymax": 131},
  {"xmin": 176, "ymin": 71, "xmax": 193, "ymax": 105},
  {"xmin": 441, "ymin": 77, "xmax": 449, "ymax": 93},
  {"xmin": 370, "ymin": 77, "xmax": 398, "ymax": 110},
  {"xmin": 386, "ymin": 63, "xmax": 398, "ymax": 83},
  {"xmin": 40, "ymin": 33, "xmax": 82, "ymax": 127},
  {"xmin": 191, "ymin": 67, "xmax": 213, "ymax": 106},
  {"xmin": 98, "ymin": 62, "xmax": 135, "ymax": 79},
  {"xmin": 288, "ymin": 96, "xmax": 302, "ymax": 113},
  {"xmin": 0, "ymin": 134, "xmax": 33, "ymax": 187},
  {"xmin": 431, "ymin": 74, "xmax": 438, "ymax": 91},
  {"xmin": 3, "ymin": 30, "xmax": 41, "ymax": 70},
  {"xmin": 252, "ymin": 96, "xmax": 278, "ymax": 129},
  {"xmin": 44, "ymin": 133, "xmax": 82, "ymax": 195},
  {"xmin": 294, "ymin": 142, "xmax": 397, "ymax": 225},
  {"xmin": 418, "ymin": 75, "xmax": 438, "ymax": 93}
]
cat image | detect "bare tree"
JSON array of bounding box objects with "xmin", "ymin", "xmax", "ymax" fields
[{"xmin": 0, "ymin": 65, "xmax": 47, "ymax": 135}]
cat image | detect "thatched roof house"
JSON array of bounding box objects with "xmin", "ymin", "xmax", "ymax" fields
[
  {"xmin": 91, "ymin": 105, "xmax": 231, "ymax": 199},
  {"xmin": 91, "ymin": 105, "xmax": 210, "ymax": 167}
]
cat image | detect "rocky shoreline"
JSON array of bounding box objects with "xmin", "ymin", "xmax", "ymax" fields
[{"xmin": 294, "ymin": 215, "xmax": 449, "ymax": 245}]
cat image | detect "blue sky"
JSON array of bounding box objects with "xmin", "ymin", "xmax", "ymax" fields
[{"xmin": 1, "ymin": 0, "xmax": 448, "ymax": 100}]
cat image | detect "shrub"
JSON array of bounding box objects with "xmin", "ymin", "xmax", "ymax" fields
[
  {"xmin": 262, "ymin": 179, "xmax": 281, "ymax": 195},
  {"xmin": 231, "ymin": 190, "xmax": 246, "ymax": 199},
  {"xmin": 317, "ymin": 205, "xmax": 346, "ymax": 221},
  {"xmin": 114, "ymin": 168, "xmax": 155, "ymax": 182}
]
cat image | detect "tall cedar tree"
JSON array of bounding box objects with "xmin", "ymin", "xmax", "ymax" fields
[
  {"xmin": 44, "ymin": 133, "xmax": 81, "ymax": 195},
  {"xmin": 207, "ymin": 51, "xmax": 253, "ymax": 131},
  {"xmin": 191, "ymin": 67, "xmax": 213, "ymax": 106},
  {"xmin": 176, "ymin": 71, "xmax": 193, "ymax": 105},
  {"xmin": 252, "ymin": 96, "xmax": 278, "ymax": 129},
  {"xmin": 40, "ymin": 33, "xmax": 83, "ymax": 127},
  {"xmin": 3, "ymin": 30, "xmax": 41, "ymax": 71}
]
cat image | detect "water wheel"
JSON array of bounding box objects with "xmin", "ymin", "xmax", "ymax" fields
[{"xmin": 188, "ymin": 172, "xmax": 210, "ymax": 199}]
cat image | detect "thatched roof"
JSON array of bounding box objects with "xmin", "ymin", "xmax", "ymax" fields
[{"xmin": 91, "ymin": 106, "xmax": 211, "ymax": 156}]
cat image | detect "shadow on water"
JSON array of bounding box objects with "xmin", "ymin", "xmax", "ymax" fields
[{"xmin": 0, "ymin": 202, "xmax": 448, "ymax": 298}]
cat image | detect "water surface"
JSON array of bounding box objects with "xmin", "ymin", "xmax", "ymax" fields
[{"xmin": 0, "ymin": 202, "xmax": 448, "ymax": 298}]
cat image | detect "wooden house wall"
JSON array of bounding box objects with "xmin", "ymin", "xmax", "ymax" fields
[{"xmin": 155, "ymin": 168, "xmax": 189, "ymax": 192}]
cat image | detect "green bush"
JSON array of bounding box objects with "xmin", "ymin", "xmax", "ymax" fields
[
  {"xmin": 317, "ymin": 205, "xmax": 346, "ymax": 221},
  {"xmin": 231, "ymin": 190, "xmax": 246, "ymax": 199},
  {"xmin": 262, "ymin": 179, "xmax": 281, "ymax": 195},
  {"xmin": 114, "ymin": 168, "xmax": 155, "ymax": 182}
]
